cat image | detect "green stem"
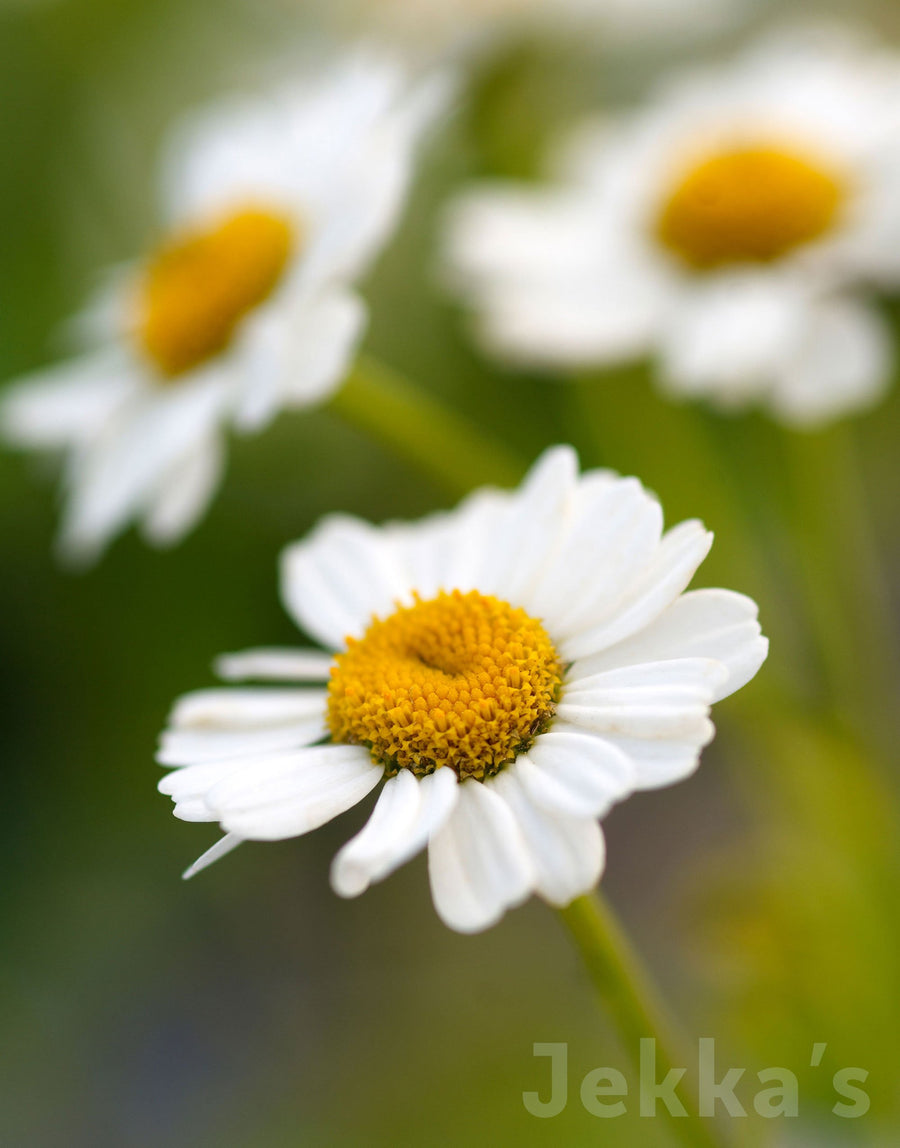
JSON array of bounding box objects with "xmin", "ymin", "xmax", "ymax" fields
[
  {"xmin": 330, "ymin": 355, "xmax": 525, "ymax": 497},
  {"xmin": 784, "ymin": 423, "xmax": 900, "ymax": 756},
  {"xmin": 559, "ymin": 892, "xmax": 735, "ymax": 1148}
]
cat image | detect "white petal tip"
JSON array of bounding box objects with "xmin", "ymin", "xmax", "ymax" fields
[{"xmin": 181, "ymin": 833, "xmax": 243, "ymax": 879}]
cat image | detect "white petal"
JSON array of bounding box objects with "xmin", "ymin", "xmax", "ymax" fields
[
  {"xmin": 206, "ymin": 745, "xmax": 382, "ymax": 840},
  {"xmin": 0, "ymin": 351, "xmax": 140, "ymax": 448},
  {"xmin": 596, "ymin": 731, "xmax": 711, "ymax": 790},
  {"xmin": 516, "ymin": 724, "xmax": 635, "ymax": 818},
  {"xmin": 563, "ymin": 657, "xmax": 728, "ymax": 698},
  {"xmin": 182, "ymin": 833, "xmax": 243, "ymax": 879},
  {"xmin": 142, "ymin": 434, "xmax": 225, "ymax": 546},
  {"xmin": 382, "ymin": 486, "xmax": 511, "ymax": 600},
  {"xmin": 169, "ymin": 687, "xmax": 327, "ymax": 729},
  {"xmin": 427, "ymin": 779, "xmax": 534, "ymax": 933},
  {"xmin": 443, "ymin": 188, "xmax": 670, "ymax": 368},
  {"xmin": 160, "ymin": 757, "xmax": 256, "ymax": 819},
  {"xmin": 280, "ymin": 515, "xmax": 411, "ymax": 649},
  {"xmin": 491, "ymin": 769, "xmax": 605, "ymax": 907},
  {"xmin": 331, "ymin": 766, "xmax": 458, "ymax": 898},
  {"xmin": 214, "ymin": 648, "xmax": 334, "ymax": 681},
  {"xmin": 59, "ymin": 372, "xmax": 228, "ymax": 563},
  {"xmin": 525, "ymin": 473, "xmax": 663, "ymax": 637},
  {"xmin": 771, "ymin": 297, "xmax": 891, "ymax": 427},
  {"xmin": 469, "ymin": 445, "xmax": 579, "ymax": 603},
  {"xmin": 172, "ymin": 798, "xmax": 222, "ymax": 823},
  {"xmin": 557, "ymin": 659, "xmax": 717, "ymax": 745},
  {"xmin": 233, "ymin": 289, "xmax": 365, "ymax": 432},
  {"xmin": 555, "ymin": 660, "xmax": 720, "ymax": 789},
  {"xmin": 297, "ymin": 70, "xmax": 452, "ymax": 288},
  {"xmin": 570, "ymin": 589, "xmax": 768, "ymax": 702},
  {"xmin": 157, "ymin": 719, "xmax": 327, "ymax": 766},
  {"xmin": 559, "ymin": 520, "xmax": 713, "ymax": 661},
  {"xmin": 659, "ymin": 274, "xmax": 807, "ymax": 405}
]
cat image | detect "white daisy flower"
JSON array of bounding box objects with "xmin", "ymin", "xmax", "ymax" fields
[
  {"xmin": 1, "ymin": 54, "xmax": 448, "ymax": 562},
  {"xmin": 444, "ymin": 26, "xmax": 900, "ymax": 426},
  {"xmin": 158, "ymin": 446, "xmax": 767, "ymax": 933}
]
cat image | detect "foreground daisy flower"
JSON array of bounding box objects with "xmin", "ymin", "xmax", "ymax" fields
[
  {"xmin": 158, "ymin": 447, "xmax": 767, "ymax": 932},
  {"xmin": 444, "ymin": 27, "xmax": 900, "ymax": 425},
  {"xmin": 1, "ymin": 55, "xmax": 447, "ymax": 562}
]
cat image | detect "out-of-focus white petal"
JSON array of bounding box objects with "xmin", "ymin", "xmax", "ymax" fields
[
  {"xmin": 659, "ymin": 274, "xmax": 807, "ymax": 404},
  {"xmin": 0, "ymin": 352, "xmax": 141, "ymax": 448},
  {"xmin": 142, "ymin": 433, "xmax": 224, "ymax": 546},
  {"xmin": 233, "ymin": 289, "xmax": 365, "ymax": 432},
  {"xmin": 771, "ymin": 296, "xmax": 891, "ymax": 427},
  {"xmin": 58, "ymin": 372, "xmax": 229, "ymax": 564}
]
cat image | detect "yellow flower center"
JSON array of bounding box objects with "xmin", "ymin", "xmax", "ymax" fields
[
  {"xmin": 138, "ymin": 206, "xmax": 295, "ymax": 378},
  {"xmin": 656, "ymin": 144, "xmax": 845, "ymax": 270},
  {"xmin": 327, "ymin": 590, "xmax": 564, "ymax": 780}
]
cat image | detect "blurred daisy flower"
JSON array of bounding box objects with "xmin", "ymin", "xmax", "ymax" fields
[
  {"xmin": 158, "ymin": 446, "xmax": 767, "ymax": 933},
  {"xmin": 444, "ymin": 27, "xmax": 900, "ymax": 425},
  {"xmin": 1, "ymin": 55, "xmax": 448, "ymax": 563},
  {"xmin": 332, "ymin": 0, "xmax": 747, "ymax": 61}
]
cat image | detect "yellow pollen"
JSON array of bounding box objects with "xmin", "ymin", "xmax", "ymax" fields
[
  {"xmin": 138, "ymin": 206, "xmax": 295, "ymax": 378},
  {"xmin": 656, "ymin": 144, "xmax": 845, "ymax": 270},
  {"xmin": 327, "ymin": 589, "xmax": 564, "ymax": 780}
]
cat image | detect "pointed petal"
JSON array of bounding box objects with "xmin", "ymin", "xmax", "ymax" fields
[{"xmin": 182, "ymin": 833, "xmax": 243, "ymax": 879}]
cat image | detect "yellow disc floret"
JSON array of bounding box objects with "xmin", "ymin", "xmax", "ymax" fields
[
  {"xmin": 327, "ymin": 590, "xmax": 564, "ymax": 780},
  {"xmin": 138, "ymin": 206, "xmax": 295, "ymax": 378},
  {"xmin": 656, "ymin": 144, "xmax": 845, "ymax": 270}
]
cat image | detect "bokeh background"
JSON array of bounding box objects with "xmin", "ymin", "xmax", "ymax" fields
[{"xmin": 2, "ymin": 1, "xmax": 899, "ymax": 1145}]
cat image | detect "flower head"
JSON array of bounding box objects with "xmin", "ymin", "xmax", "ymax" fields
[
  {"xmin": 1, "ymin": 54, "xmax": 448, "ymax": 562},
  {"xmin": 158, "ymin": 447, "xmax": 767, "ymax": 932},
  {"xmin": 444, "ymin": 26, "xmax": 900, "ymax": 425}
]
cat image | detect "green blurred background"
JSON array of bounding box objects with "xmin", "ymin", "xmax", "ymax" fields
[{"xmin": 2, "ymin": 1, "xmax": 899, "ymax": 1145}]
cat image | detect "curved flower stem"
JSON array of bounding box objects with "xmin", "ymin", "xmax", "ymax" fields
[
  {"xmin": 558, "ymin": 893, "xmax": 735, "ymax": 1148},
  {"xmin": 330, "ymin": 355, "xmax": 526, "ymax": 497}
]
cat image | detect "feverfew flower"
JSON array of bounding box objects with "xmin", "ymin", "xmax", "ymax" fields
[
  {"xmin": 158, "ymin": 447, "xmax": 767, "ymax": 933},
  {"xmin": 1, "ymin": 55, "xmax": 447, "ymax": 562},
  {"xmin": 444, "ymin": 27, "xmax": 900, "ymax": 425},
  {"xmin": 333, "ymin": 0, "xmax": 747, "ymax": 61}
]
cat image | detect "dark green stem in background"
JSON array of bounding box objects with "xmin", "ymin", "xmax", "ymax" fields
[{"xmin": 330, "ymin": 355, "xmax": 525, "ymax": 497}]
